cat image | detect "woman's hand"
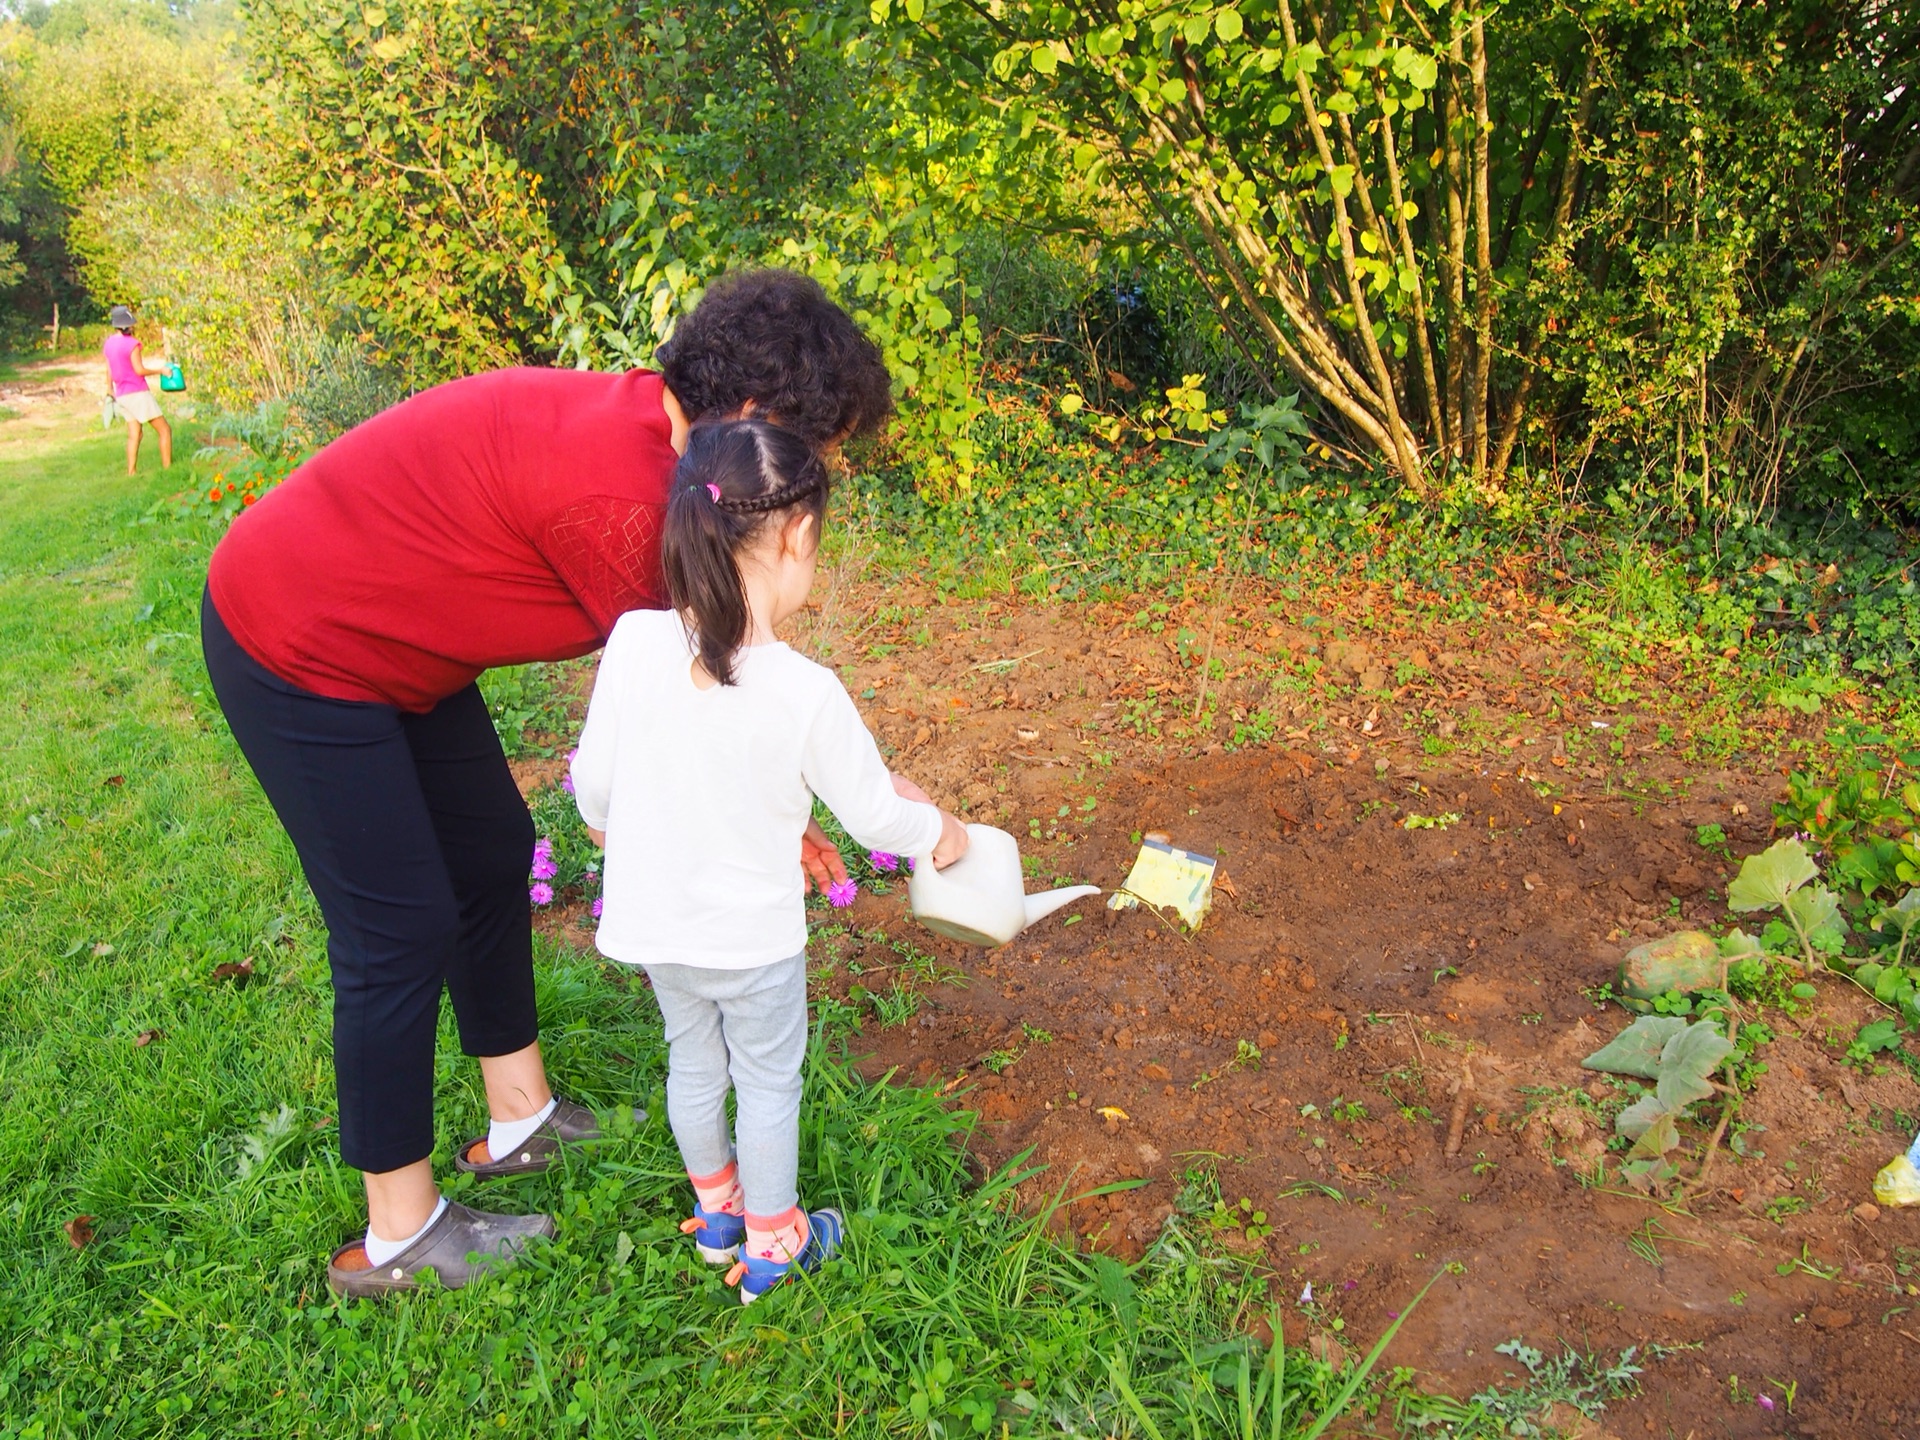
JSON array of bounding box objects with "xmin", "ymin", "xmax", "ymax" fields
[
  {"xmin": 931, "ymin": 809, "xmax": 970, "ymax": 869},
  {"xmin": 801, "ymin": 817, "xmax": 848, "ymax": 894}
]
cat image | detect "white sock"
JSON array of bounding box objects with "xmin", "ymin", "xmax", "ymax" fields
[
  {"xmin": 487, "ymin": 1097, "xmax": 557, "ymax": 1164},
  {"xmin": 365, "ymin": 1196, "xmax": 448, "ymax": 1267}
]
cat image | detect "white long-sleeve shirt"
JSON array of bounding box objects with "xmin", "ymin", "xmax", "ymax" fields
[{"xmin": 571, "ymin": 608, "xmax": 944, "ymax": 970}]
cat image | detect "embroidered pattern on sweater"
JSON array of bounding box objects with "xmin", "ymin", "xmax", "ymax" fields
[{"xmin": 544, "ymin": 498, "xmax": 666, "ymax": 630}]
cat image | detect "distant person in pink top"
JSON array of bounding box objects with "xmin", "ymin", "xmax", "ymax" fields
[{"xmin": 102, "ymin": 304, "xmax": 172, "ymax": 475}]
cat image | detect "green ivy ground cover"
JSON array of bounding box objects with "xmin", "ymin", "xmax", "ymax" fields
[{"xmin": 847, "ymin": 400, "xmax": 1920, "ymax": 704}]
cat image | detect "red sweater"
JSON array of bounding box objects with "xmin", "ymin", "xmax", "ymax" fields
[{"xmin": 208, "ymin": 367, "xmax": 678, "ymax": 712}]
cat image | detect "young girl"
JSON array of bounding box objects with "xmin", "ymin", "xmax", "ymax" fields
[
  {"xmin": 101, "ymin": 305, "xmax": 173, "ymax": 476},
  {"xmin": 569, "ymin": 418, "xmax": 968, "ymax": 1303}
]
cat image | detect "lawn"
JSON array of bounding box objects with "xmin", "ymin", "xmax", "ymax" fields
[{"xmin": 0, "ymin": 392, "xmax": 1379, "ymax": 1440}]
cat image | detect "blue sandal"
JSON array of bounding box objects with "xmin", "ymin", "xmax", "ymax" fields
[
  {"xmin": 726, "ymin": 1208, "xmax": 844, "ymax": 1304},
  {"xmin": 679, "ymin": 1203, "xmax": 747, "ymax": 1264}
]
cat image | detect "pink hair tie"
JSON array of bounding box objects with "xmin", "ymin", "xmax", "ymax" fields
[{"xmin": 706, "ymin": 484, "xmax": 722, "ymax": 502}]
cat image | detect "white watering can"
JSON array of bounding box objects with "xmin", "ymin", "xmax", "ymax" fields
[{"xmin": 908, "ymin": 823, "xmax": 1102, "ymax": 948}]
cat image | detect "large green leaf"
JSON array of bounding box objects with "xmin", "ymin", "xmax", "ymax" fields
[
  {"xmin": 1582, "ymin": 1015, "xmax": 1687, "ymax": 1079},
  {"xmin": 1872, "ymin": 888, "xmax": 1920, "ymax": 940},
  {"xmin": 1615, "ymin": 1093, "xmax": 1672, "ymax": 1140},
  {"xmin": 1655, "ymin": 1022, "xmax": 1736, "ymax": 1110},
  {"xmin": 1783, "ymin": 884, "xmax": 1847, "ymax": 945},
  {"xmin": 1726, "ymin": 838, "xmax": 1817, "ymax": 913},
  {"xmin": 1626, "ymin": 1108, "xmax": 1682, "ymax": 1158}
]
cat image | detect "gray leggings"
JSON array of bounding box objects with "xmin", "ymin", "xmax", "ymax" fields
[{"xmin": 643, "ymin": 951, "xmax": 807, "ymax": 1219}]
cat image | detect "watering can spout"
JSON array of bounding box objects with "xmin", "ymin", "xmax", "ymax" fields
[{"xmin": 1022, "ymin": 885, "xmax": 1102, "ymax": 930}]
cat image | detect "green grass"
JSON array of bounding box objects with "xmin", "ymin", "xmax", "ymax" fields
[{"xmin": 0, "ymin": 411, "xmax": 1409, "ymax": 1437}]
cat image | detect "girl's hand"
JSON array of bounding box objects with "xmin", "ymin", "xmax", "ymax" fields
[
  {"xmin": 801, "ymin": 817, "xmax": 848, "ymax": 894},
  {"xmin": 931, "ymin": 809, "xmax": 970, "ymax": 869}
]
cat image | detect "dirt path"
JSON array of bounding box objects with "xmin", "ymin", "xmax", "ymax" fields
[{"xmin": 540, "ymin": 577, "xmax": 1920, "ymax": 1435}]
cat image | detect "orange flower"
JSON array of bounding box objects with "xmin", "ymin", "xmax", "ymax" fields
[{"xmin": 241, "ymin": 494, "xmax": 257, "ymax": 507}]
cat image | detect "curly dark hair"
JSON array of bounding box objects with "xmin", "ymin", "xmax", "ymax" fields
[{"xmin": 656, "ymin": 269, "xmax": 894, "ymax": 450}]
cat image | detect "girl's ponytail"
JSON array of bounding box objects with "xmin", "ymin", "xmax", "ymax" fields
[{"xmin": 662, "ymin": 419, "xmax": 831, "ymax": 686}]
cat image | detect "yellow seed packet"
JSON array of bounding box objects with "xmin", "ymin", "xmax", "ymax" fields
[{"xmin": 1107, "ymin": 838, "xmax": 1217, "ymax": 931}]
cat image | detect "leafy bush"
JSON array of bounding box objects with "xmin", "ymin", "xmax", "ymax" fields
[
  {"xmin": 0, "ymin": 3, "xmax": 224, "ymax": 323},
  {"xmin": 81, "ymin": 157, "xmax": 324, "ymax": 409},
  {"xmin": 285, "ymin": 329, "xmax": 404, "ymax": 445},
  {"xmin": 882, "ymin": 0, "xmax": 1920, "ymax": 514}
]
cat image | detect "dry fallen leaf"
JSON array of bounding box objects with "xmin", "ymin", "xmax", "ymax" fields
[
  {"xmin": 133, "ymin": 1029, "xmax": 162, "ymax": 1048},
  {"xmin": 1215, "ymin": 871, "xmax": 1240, "ymax": 900},
  {"xmin": 90, "ymin": 942, "xmax": 115, "ymax": 957},
  {"xmin": 210, "ymin": 957, "xmax": 256, "ymax": 987},
  {"xmin": 102, "ymin": 775, "xmax": 124, "ymax": 787},
  {"xmin": 63, "ymin": 1215, "xmax": 94, "ymax": 1249},
  {"xmin": 1097, "ymin": 1105, "xmax": 1129, "ymax": 1121}
]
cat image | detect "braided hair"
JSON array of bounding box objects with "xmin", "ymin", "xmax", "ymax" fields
[{"xmin": 662, "ymin": 419, "xmax": 832, "ymax": 686}]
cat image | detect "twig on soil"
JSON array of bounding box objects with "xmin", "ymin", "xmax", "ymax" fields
[
  {"xmin": 1683, "ymin": 978, "xmax": 1743, "ymax": 1198},
  {"xmin": 1362, "ymin": 1011, "xmax": 1426, "ymax": 1068},
  {"xmin": 971, "ymin": 649, "xmax": 1047, "ymax": 674},
  {"xmin": 1686, "ymin": 1099, "xmax": 1737, "ymax": 1198},
  {"xmin": 1444, "ymin": 1055, "xmax": 1475, "ymax": 1158},
  {"xmin": 1114, "ymin": 892, "xmax": 1196, "ymax": 944}
]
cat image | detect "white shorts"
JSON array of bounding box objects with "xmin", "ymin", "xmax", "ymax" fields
[{"xmin": 116, "ymin": 389, "xmax": 162, "ymax": 424}]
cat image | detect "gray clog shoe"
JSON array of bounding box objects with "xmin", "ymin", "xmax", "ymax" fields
[
  {"xmin": 326, "ymin": 1202, "xmax": 554, "ymax": 1298},
  {"xmin": 453, "ymin": 1098, "xmax": 644, "ymax": 1178}
]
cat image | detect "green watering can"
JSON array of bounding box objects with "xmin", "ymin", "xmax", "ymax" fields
[{"xmin": 158, "ymin": 361, "xmax": 185, "ymax": 393}]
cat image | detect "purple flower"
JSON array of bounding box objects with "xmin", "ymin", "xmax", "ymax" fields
[
  {"xmin": 561, "ymin": 775, "xmax": 574, "ymax": 794},
  {"xmin": 532, "ymin": 837, "xmax": 553, "ymax": 863},
  {"xmin": 529, "ymin": 882, "xmax": 554, "ymax": 906},
  {"xmin": 1758, "ymin": 1396, "xmax": 1775, "ymax": 1412},
  {"xmin": 567, "ymin": 748, "xmax": 578, "ymax": 762},
  {"xmin": 867, "ymin": 851, "xmax": 899, "ymax": 873},
  {"xmin": 531, "ymin": 854, "xmax": 559, "ymax": 881},
  {"xmin": 827, "ymin": 879, "xmax": 858, "ymax": 908},
  {"xmin": 904, "ymin": 856, "xmax": 916, "ymax": 873},
  {"xmin": 591, "ymin": 897, "xmax": 603, "ymax": 919}
]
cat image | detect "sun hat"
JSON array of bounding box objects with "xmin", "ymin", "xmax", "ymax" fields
[{"xmin": 108, "ymin": 305, "xmax": 135, "ymax": 328}]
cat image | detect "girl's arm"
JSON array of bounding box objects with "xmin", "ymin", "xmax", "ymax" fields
[
  {"xmin": 569, "ymin": 620, "xmax": 630, "ymax": 838},
  {"xmin": 802, "ymin": 684, "xmax": 953, "ymax": 863}
]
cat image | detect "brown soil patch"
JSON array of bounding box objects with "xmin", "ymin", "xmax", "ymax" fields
[{"xmin": 546, "ymin": 580, "xmax": 1920, "ymax": 1436}]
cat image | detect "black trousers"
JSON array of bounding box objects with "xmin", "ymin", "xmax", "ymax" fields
[{"xmin": 201, "ymin": 591, "xmax": 538, "ymax": 1172}]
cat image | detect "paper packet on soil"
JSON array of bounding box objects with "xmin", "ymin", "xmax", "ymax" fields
[
  {"xmin": 1107, "ymin": 838, "xmax": 1216, "ymax": 931},
  {"xmin": 1872, "ymin": 1128, "xmax": 1920, "ymax": 1208}
]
